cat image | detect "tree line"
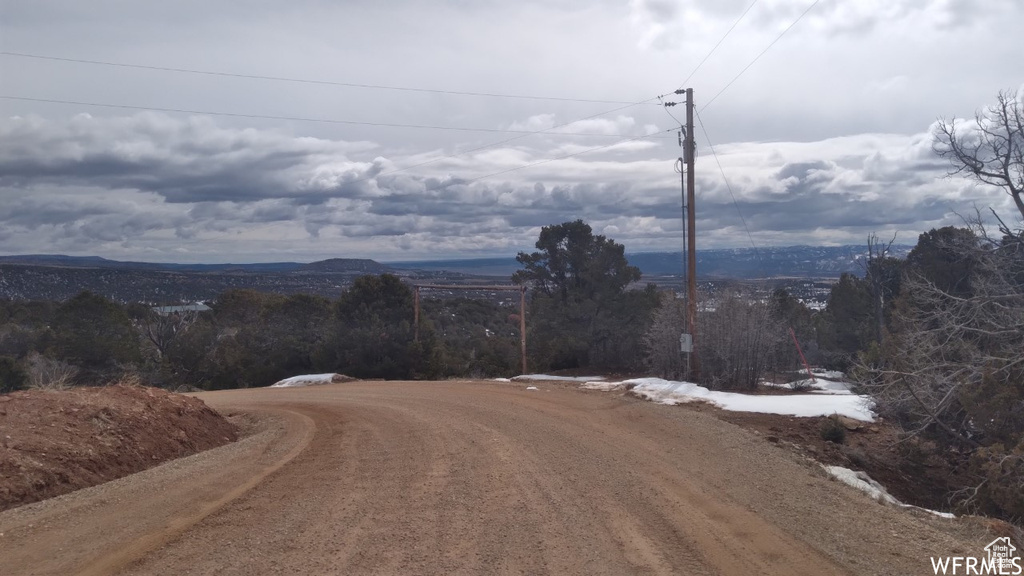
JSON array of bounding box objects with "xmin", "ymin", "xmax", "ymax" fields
[
  {"xmin": 0, "ymin": 275, "xmax": 526, "ymax": 392},
  {"xmin": 0, "ymin": 220, "xmax": 659, "ymax": 393}
]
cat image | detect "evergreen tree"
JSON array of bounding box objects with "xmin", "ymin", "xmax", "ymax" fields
[
  {"xmin": 52, "ymin": 291, "xmax": 140, "ymax": 382},
  {"xmin": 513, "ymin": 220, "xmax": 657, "ymax": 371},
  {"xmin": 329, "ymin": 274, "xmax": 434, "ymax": 379},
  {"xmin": 816, "ymin": 274, "xmax": 872, "ymax": 369},
  {"xmin": 905, "ymin": 226, "xmax": 978, "ymax": 296}
]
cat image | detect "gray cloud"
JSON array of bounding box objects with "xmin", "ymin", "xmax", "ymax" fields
[
  {"xmin": 0, "ymin": 114, "xmax": 383, "ymax": 205},
  {"xmin": 0, "ymin": 0, "xmax": 1020, "ymax": 261},
  {"xmin": 0, "ymin": 108, "xmax": 1016, "ymax": 261}
]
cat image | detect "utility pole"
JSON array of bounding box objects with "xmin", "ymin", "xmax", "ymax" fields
[
  {"xmin": 684, "ymin": 88, "xmax": 700, "ymax": 381},
  {"xmin": 519, "ymin": 285, "xmax": 527, "ymax": 374},
  {"xmin": 413, "ymin": 286, "xmax": 420, "ymax": 341},
  {"xmin": 666, "ymin": 88, "xmax": 700, "ymax": 381}
]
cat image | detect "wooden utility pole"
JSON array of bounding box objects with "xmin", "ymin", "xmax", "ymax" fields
[
  {"xmin": 684, "ymin": 88, "xmax": 700, "ymax": 381},
  {"xmin": 519, "ymin": 285, "xmax": 527, "ymax": 374},
  {"xmin": 413, "ymin": 286, "xmax": 420, "ymax": 341}
]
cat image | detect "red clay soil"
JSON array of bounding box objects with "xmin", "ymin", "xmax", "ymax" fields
[{"xmin": 0, "ymin": 385, "xmax": 237, "ymax": 512}]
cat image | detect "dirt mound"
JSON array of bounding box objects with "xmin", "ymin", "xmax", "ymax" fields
[{"xmin": 0, "ymin": 385, "xmax": 238, "ymax": 512}]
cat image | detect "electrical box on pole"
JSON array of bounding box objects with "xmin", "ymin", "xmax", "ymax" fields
[{"xmin": 679, "ymin": 333, "xmax": 693, "ymax": 353}]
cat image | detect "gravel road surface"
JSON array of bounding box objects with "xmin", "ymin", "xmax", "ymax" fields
[{"xmin": 0, "ymin": 380, "xmax": 988, "ymax": 575}]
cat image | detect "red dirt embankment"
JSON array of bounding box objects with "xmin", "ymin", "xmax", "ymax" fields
[{"xmin": 0, "ymin": 385, "xmax": 237, "ymax": 511}]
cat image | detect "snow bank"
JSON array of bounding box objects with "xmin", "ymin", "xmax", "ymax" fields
[
  {"xmin": 512, "ymin": 374, "xmax": 606, "ymax": 383},
  {"xmin": 270, "ymin": 373, "xmax": 346, "ymax": 388},
  {"xmin": 823, "ymin": 465, "xmax": 955, "ymax": 519},
  {"xmin": 589, "ymin": 377, "xmax": 876, "ymax": 422}
]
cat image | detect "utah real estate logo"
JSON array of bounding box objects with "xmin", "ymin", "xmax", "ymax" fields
[{"xmin": 931, "ymin": 537, "xmax": 1021, "ymax": 575}]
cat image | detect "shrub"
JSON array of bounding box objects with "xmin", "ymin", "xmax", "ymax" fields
[
  {"xmin": 820, "ymin": 415, "xmax": 847, "ymax": 444},
  {"xmin": 0, "ymin": 356, "xmax": 28, "ymax": 394},
  {"xmin": 25, "ymin": 352, "xmax": 78, "ymax": 390}
]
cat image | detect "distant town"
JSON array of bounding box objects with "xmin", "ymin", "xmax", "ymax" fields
[{"xmin": 0, "ymin": 244, "xmax": 910, "ymax": 308}]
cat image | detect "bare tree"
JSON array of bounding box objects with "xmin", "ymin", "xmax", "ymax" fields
[
  {"xmin": 859, "ymin": 218, "xmax": 1023, "ymax": 447},
  {"xmin": 644, "ymin": 292, "xmax": 687, "ymax": 380},
  {"xmin": 935, "ymin": 89, "xmax": 1024, "ymax": 220},
  {"xmin": 863, "ymin": 233, "xmax": 900, "ymax": 345},
  {"xmin": 696, "ymin": 288, "xmax": 789, "ymax": 390},
  {"xmin": 137, "ymin": 309, "xmax": 199, "ymax": 361}
]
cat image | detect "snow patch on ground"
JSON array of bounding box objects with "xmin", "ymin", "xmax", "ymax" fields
[
  {"xmin": 270, "ymin": 373, "xmax": 342, "ymax": 388},
  {"xmin": 765, "ymin": 378, "xmax": 855, "ymax": 395},
  {"xmin": 810, "ymin": 369, "xmax": 846, "ymax": 379},
  {"xmin": 492, "ymin": 378, "xmax": 512, "ymax": 382},
  {"xmin": 823, "ymin": 465, "xmax": 900, "ymax": 505},
  {"xmin": 526, "ymin": 386, "xmax": 539, "ymax": 390},
  {"xmin": 512, "ymin": 374, "xmax": 606, "ymax": 383},
  {"xmin": 580, "ymin": 381, "xmax": 627, "ymax": 391},
  {"xmin": 764, "ymin": 371, "xmax": 855, "ymax": 395},
  {"xmin": 823, "ymin": 465, "xmax": 956, "ymax": 519},
  {"xmin": 587, "ymin": 377, "xmax": 876, "ymax": 421}
]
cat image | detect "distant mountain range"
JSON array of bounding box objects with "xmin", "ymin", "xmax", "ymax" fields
[
  {"xmin": 0, "ymin": 245, "xmax": 912, "ymax": 281},
  {"xmin": 0, "ymin": 254, "xmax": 385, "ymax": 274}
]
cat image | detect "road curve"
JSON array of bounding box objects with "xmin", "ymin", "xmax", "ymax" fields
[{"xmin": 0, "ymin": 380, "xmax": 986, "ymax": 575}]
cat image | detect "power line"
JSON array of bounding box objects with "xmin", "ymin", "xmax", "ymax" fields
[
  {"xmin": 701, "ymin": 0, "xmax": 820, "ymax": 110},
  {"xmin": 0, "ymin": 51, "xmax": 656, "ymax": 106},
  {"xmin": 0, "ymin": 95, "xmax": 669, "ymax": 138},
  {"xmin": 676, "ymin": 0, "xmax": 760, "ymax": 91},
  {"xmin": 694, "ymin": 109, "xmax": 759, "ymax": 254}
]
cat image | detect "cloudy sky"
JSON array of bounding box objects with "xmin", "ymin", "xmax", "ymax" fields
[{"xmin": 1, "ymin": 0, "xmax": 1021, "ymax": 263}]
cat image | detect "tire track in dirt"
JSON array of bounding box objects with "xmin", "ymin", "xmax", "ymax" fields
[{"xmin": 3, "ymin": 381, "xmax": 992, "ymax": 575}]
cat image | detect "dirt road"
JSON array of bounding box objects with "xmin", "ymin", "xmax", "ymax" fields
[{"xmin": 0, "ymin": 380, "xmax": 988, "ymax": 575}]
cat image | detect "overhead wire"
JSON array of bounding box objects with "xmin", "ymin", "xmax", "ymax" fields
[
  {"xmin": 701, "ymin": 0, "xmax": 820, "ymax": 111},
  {"xmin": 0, "ymin": 95, "xmax": 669, "ymax": 138},
  {"xmin": 695, "ymin": 109, "xmax": 759, "ymax": 254},
  {"xmin": 675, "ymin": 0, "xmax": 760, "ymax": 91},
  {"xmin": 0, "ymin": 51, "xmax": 656, "ymax": 106}
]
